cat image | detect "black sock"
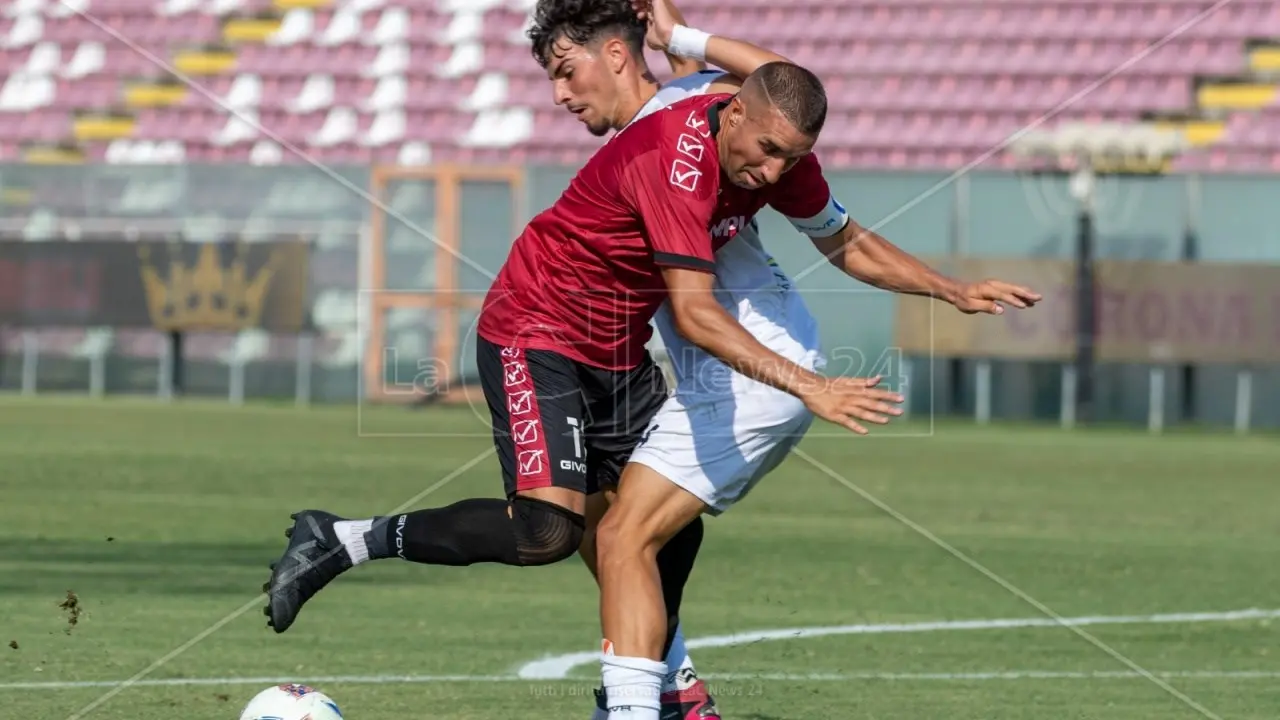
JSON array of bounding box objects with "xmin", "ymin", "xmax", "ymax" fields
[
  {"xmin": 656, "ymin": 516, "xmax": 704, "ymax": 657},
  {"xmin": 362, "ymin": 497, "xmax": 583, "ymax": 567},
  {"xmin": 364, "ymin": 499, "xmax": 519, "ymax": 566}
]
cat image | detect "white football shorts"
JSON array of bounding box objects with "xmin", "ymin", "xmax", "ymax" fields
[{"xmin": 628, "ymin": 388, "xmax": 814, "ymax": 515}]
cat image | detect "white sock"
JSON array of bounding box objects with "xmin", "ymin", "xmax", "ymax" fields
[
  {"xmin": 602, "ymin": 646, "xmax": 664, "ymax": 720},
  {"xmin": 333, "ymin": 519, "xmax": 373, "ymax": 565},
  {"xmin": 661, "ymin": 623, "xmax": 698, "ymax": 694}
]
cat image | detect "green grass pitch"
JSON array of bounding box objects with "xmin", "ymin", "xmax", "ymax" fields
[{"xmin": 2, "ymin": 396, "xmax": 1279, "ymax": 719}]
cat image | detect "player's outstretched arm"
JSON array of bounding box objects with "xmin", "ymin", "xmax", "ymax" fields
[
  {"xmin": 635, "ymin": 0, "xmax": 790, "ymax": 86},
  {"xmin": 663, "ymin": 266, "xmax": 903, "ymax": 435},
  {"xmin": 765, "ymin": 155, "xmax": 1037, "ymax": 315},
  {"xmin": 810, "ymin": 221, "xmax": 1043, "ymax": 315}
]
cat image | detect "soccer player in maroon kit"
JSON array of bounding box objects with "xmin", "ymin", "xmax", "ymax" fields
[
  {"xmin": 262, "ymin": 1, "xmax": 810, "ymax": 697},
  {"xmin": 262, "ymin": 60, "xmax": 892, "ymax": 652},
  {"xmin": 264, "ymin": 55, "xmax": 1038, "ymax": 720}
]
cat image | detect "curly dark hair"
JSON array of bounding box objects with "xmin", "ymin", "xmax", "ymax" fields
[{"xmin": 528, "ymin": 0, "xmax": 647, "ymax": 69}]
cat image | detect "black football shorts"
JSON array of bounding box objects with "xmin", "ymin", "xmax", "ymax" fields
[{"xmin": 476, "ymin": 336, "xmax": 668, "ymax": 498}]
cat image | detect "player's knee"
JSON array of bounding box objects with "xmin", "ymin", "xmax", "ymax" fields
[
  {"xmin": 594, "ymin": 506, "xmax": 656, "ymax": 567},
  {"xmin": 511, "ymin": 496, "xmax": 584, "ymax": 566}
]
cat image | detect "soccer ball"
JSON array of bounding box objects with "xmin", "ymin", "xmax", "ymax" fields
[{"xmin": 238, "ymin": 684, "xmax": 344, "ymax": 720}]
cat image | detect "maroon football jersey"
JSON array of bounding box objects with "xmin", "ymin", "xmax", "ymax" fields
[{"xmin": 477, "ymin": 93, "xmax": 834, "ymax": 370}]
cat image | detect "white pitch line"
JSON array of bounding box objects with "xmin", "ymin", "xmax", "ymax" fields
[
  {"xmin": 719, "ymin": 671, "xmax": 1280, "ymax": 681},
  {"xmin": 4, "ymin": 607, "xmax": 1275, "ymax": 693},
  {"xmin": 517, "ymin": 607, "xmax": 1280, "ymax": 679},
  {"xmin": 5, "ymin": 671, "xmax": 1280, "ymax": 692}
]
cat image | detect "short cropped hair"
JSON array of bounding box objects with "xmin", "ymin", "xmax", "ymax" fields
[
  {"xmin": 527, "ymin": 0, "xmax": 647, "ymax": 69},
  {"xmin": 743, "ymin": 62, "xmax": 828, "ymax": 137}
]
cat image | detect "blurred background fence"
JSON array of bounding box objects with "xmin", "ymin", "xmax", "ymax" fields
[
  {"xmin": 3, "ymin": 0, "xmax": 1280, "ymax": 429},
  {"xmin": 2, "ymin": 165, "xmax": 1278, "ymax": 430}
]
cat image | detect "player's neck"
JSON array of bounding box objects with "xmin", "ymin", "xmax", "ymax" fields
[
  {"xmin": 611, "ymin": 72, "xmax": 661, "ymax": 131},
  {"xmin": 715, "ymin": 123, "xmax": 729, "ymax": 166}
]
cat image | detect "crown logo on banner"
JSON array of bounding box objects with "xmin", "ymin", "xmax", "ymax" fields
[{"xmin": 137, "ymin": 241, "xmax": 285, "ymax": 331}]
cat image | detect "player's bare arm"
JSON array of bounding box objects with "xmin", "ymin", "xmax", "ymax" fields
[
  {"xmin": 662, "ymin": 265, "xmax": 902, "ymax": 434},
  {"xmin": 810, "ymin": 222, "xmax": 1044, "ymax": 315},
  {"xmin": 636, "ymin": 0, "xmax": 790, "ymax": 88}
]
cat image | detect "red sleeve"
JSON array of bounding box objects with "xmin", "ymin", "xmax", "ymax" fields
[
  {"xmin": 765, "ymin": 153, "xmax": 833, "ymax": 220},
  {"xmin": 622, "ymin": 122, "xmax": 720, "ymax": 273}
]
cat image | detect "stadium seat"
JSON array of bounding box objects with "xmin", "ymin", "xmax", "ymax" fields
[
  {"xmin": 0, "ymin": 0, "xmax": 1274, "ymax": 172},
  {"xmin": 287, "ymin": 74, "xmax": 334, "ymax": 114}
]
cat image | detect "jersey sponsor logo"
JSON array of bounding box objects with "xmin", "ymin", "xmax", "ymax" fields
[
  {"xmin": 676, "ymin": 133, "xmax": 704, "ymax": 162},
  {"xmin": 684, "ymin": 111, "xmax": 710, "ymax": 138},
  {"xmin": 710, "ymin": 215, "xmax": 746, "ymax": 239},
  {"xmin": 508, "ymin": 389, "xmax": 534, "ymax": 415},
  {"xmin": 512, "ymin": 418, "xmax": 539, "ymax": 445},
  {"xmin": 669, "ymin": 159, "xmax": 702, "ymax": 192},
  {"xmin": 502, "ymin": 360, "xmax": 527, "ymax": 387},
  {"xmin": 517, "ymin": 448, "xmax": 544, "ymax": 475}
]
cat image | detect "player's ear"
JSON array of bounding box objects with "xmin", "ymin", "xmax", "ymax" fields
[
  {"xmin": 602, "ymin": 36, "xmax": 628, "ymax": 73},
  {"xmin": 727, "ymin": 97, "xmax": 746, "ymax": 127}
]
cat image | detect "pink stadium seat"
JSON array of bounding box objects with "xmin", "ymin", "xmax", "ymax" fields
[{"xmin": 0, "ymin": 0, "xmax": 1275, "ymax": 169}]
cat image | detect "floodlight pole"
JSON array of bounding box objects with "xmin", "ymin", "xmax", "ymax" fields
[
  {"xmin": 169, "ymin": 330, "xmax": 184, "ymax": 397},
  {"xmin": 1068, "ymin": 164, "xmax": 1097, "ymax": 425},
  {"xmin": 1013, "ymin": 124, "xmax": 1187, "ymax": 429},
  {"xmin": 1180, "ymin": 175, "xmax": 1199, "ymax": 422}
]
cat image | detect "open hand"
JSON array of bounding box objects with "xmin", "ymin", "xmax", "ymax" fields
[
  {"xmin": 631, "ymin": 0, "xmax": 677, "ymax": 52},
  {"xmin": 953, "ymin": 279, "xmax": 1042, "ymax": 315},
  {"xmin": 800, "ymin": 375, "xmax": 904, "ymax": 435}
]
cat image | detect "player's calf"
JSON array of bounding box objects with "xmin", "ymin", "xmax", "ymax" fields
[
  {"xmin": 353, "ymin": 495, "xmax": 584, "ymax": 567},
  {"xmin": 596, "ymin": 464, "xmax": 710, "ymax": 720},
  {"xmin": 262, "ymin": 496, "xmax": 583, "ymax": 633},
  {"xmin": 583, "ymin": 492, "xmax": 715, "ymax": 719},
  {"xmin": 583, "ymin": 506, "xmax": 704, "ymax": 653},
  {"xmin": 657, "ymin": 516, "xmax": 703, "ymax": 655}
]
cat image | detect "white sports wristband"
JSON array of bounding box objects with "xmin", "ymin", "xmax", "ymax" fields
[{"xmin": 667, "ymin": 25, "xmax": 711, "ymax": 62}]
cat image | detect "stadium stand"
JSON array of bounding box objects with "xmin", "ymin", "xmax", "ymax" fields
[
  {"xmin": 0, "ymin": 0, "xmax": 1278, "ymax": 402},
  {"xmin": 0, "ymin": 0, "xmax": 1278, "ymax": 170}
]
